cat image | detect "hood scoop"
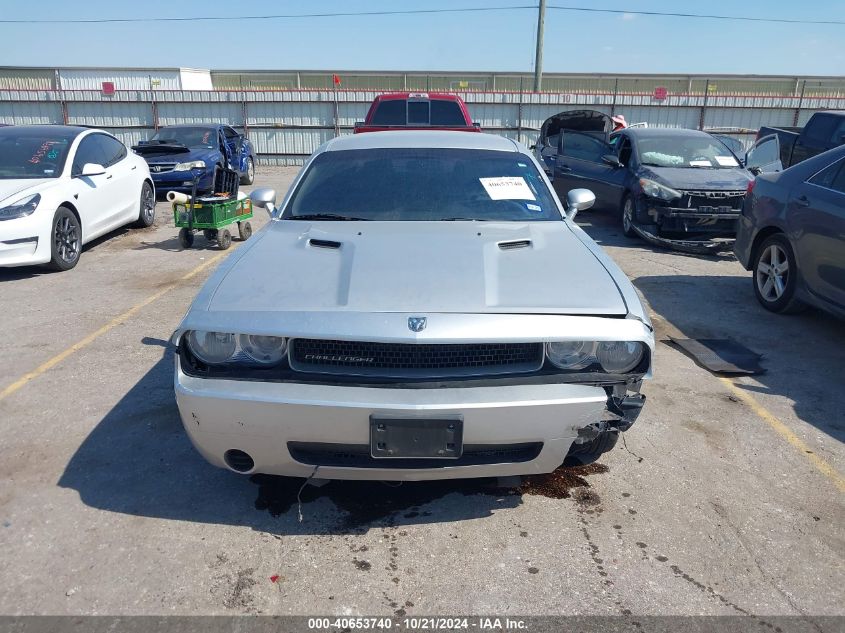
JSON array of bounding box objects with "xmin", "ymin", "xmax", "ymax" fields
[
  {"xmin": 498, "ymin": 239, "xmax": 532, "ymax": 251},
  {"xmin": 309, "ymin": 238, "xmax": 342, "ymax": 250}
]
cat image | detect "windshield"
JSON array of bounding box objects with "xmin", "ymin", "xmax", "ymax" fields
[
  {"xmin": 285, "ymin": 148, "xmax": 561, "ymax": 222},
  {"xmin": 149, "ymin": 126, "xmax": 216, "ymax": 149},
  {"xmin": 637, "ymin": 136, "xmax": 741, "ymax": 169},
  {"xmin": 0, "ymin": 130, "xmax": 75, "ymax": 179}
]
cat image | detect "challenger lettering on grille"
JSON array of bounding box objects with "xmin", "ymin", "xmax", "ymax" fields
[{"xmin": 304, "ymin": 354, "xmax": 375, "ymax": 364}]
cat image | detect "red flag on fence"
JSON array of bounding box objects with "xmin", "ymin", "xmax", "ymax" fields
[{"xmin": 332, "ymin": 74, "xmax": 342, "ymax": 87}]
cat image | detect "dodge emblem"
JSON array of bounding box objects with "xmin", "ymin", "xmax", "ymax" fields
[{"xmin": 408, "ymin": 316, "xmax": 427, "ymax": 332}]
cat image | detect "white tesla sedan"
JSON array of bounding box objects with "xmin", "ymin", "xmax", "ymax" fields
[
  {"xmin": 174, "ymin": 131, "xmax": 654, "ymax": 481},
  {"xmin": 0, "ymin": 125, "xmax": 155, "ymax": 271}
]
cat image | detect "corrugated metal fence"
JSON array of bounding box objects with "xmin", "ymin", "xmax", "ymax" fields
[{"xmin": 1, "ymin": 88, "xmax": 843, "ymax": 164}]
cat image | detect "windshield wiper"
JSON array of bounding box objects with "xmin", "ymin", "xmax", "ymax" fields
[{"xmin": 288, "ymin": 213, "xmax": 369, "ymax": 221}]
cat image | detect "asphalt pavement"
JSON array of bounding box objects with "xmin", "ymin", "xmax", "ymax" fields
[{"xmin": 0, "ymin": 166, "xmax": 842, "ymax": 618}]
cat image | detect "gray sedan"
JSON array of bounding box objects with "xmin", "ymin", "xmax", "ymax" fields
[
  {"xmin": 172, "ymin": 131, "xmax": 654, "ymax": 481},
  {"xmin": 734, "ymin": 144, "xmax": 845, "ymax": 318}
]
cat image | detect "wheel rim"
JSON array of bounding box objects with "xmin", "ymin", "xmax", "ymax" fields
[
  {"xmin": 756, "ymin": 243, "xmax": 789, "ymax": 302},
  {"xmin": 55, "ymin": 215, "xmax": 80, "ymax": 263},
  {"xmin": 247, "ymin": 159, "xmax": 254, "ymax": 181},
  {"xmin": 141, "ymin": 185, "xmax": 154, "ymax": 222},
  {"xmin": 623, "ymin": 199, "xmax": 633, "ymax": 232}
]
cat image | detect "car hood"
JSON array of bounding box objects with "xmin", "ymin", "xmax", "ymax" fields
[
  {"xmin": 135, "ymin": 146, "xmax": 218, "ymax": 165},
  {"xmin": 639, "ymin": 166, "xmax": 752, "ymax": 190},
  {"xmin": 0, "ymin": 179, "xmax": 54, "ymax": 206},
  {"xmin": 204, "ymin": 221, "xmax": 628, "ymax": 315}
]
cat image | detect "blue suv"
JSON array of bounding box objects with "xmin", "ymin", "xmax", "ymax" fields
[{"xmin": 132, "ymin": 124, "xmax": 256, "ymax": 196}]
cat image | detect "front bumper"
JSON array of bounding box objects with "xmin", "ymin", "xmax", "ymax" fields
[
  {"xmin": 174, "ymin": 357, "xmax": 644, "ymax": 480},
  {"xmin": 151, "ymin": 170, "xmax": 214, "ymax": 194},
  {"xmin": 0, "ymin": 211, "xmax": 52, "ymax": 267}
]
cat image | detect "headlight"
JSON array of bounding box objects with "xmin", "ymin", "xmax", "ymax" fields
[
  {"xmin": 174, "ymin": 160, "xmax": 206, "ymax": 171},
  {"xmin": 0, "ymin": 193, "xmax": 40, "ymax": 221},
  {"xmin": 545, "ymin": 341, "xmax": 597, "ymax": 370},
  {"xmin": 185, "ymin": 330, "xmax": 288, "ymax": 366},
  {"xmin": 546, "ymin": 340, "xmax": 645, "ymax": 373},
  {"xmin": 596, "ymin": 341, "xmax": 645, "ymax": 373},
  {"xmin": 187, "ymin": 331, "xmax": 237, "ymax": 364},
  {"xmin": 639, "ymin": 178, "xmax": 681, "ymax": 201},
  {"xmin": 238, "ymin": 334, "xmax": 287, "ymax": 365}
]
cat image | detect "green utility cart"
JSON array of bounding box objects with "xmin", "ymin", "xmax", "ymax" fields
[{"xmin": 173, "ymin": 197, "xmax": 254, "ymax": 250}]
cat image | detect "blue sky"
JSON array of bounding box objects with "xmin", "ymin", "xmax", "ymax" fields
[{"xmin": 1, "ymin": 0, "xmax": 843, "ymax": 75}]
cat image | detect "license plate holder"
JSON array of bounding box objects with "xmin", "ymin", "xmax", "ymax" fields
[{"xmin": 370, "ymin": 416, "xmax": 463, "ymax": 459}]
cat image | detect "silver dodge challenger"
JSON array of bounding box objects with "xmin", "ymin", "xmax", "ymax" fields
[{"xmin": 173, "ymin": 131, "xmax": 654, "ymax": 481}]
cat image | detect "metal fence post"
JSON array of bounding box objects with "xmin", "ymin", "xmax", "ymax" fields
[
  {"xmin": 517, "ymin": 76, "xmax": 524, "ymax": 145},
  {"xmin": 699, "ymin": 79, "xmax": 710, "ymax": 131},
  {"xmin": 793, "ymin": 79, "xmax": 806, "ymax": 127},
  {"xmin": 610, "ymin": 77, "xmax": 618, "ymax": 117}
]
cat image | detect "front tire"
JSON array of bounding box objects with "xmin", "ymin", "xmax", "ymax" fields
[
  {"xmin": 621, "ymin": 195, "xmax": 638, "ymax": 238},
  {"xmin": 48, "ymin": 207, "xmax": 82, "ymax": 271},
  {"xmin": 178, "ymin": 228, "xmax": 194, "ymax": 249},
  {"xmin": 563, "ymin": 431, "xmax": 619, "ymax": 467},
  {"xmin": 240, "ymin": 157, "xmax": 255, "ymax": 185},
  {"xmin": 752, "ymin": 233, "xmax": 804, "ymax": 314},
  {"xmin": 134, "ymin": 181, "xmax": 155, "ymax": 228},
  {"xmin": 217, "ymin": 228, "xmax": 232, "ymax": 250}
]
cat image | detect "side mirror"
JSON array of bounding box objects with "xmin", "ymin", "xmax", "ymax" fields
[
  {"xmin": 250, "ymin": 187, "xmax": 278, "ymax": 218},
  {"xmin": 565, "ymin": 188, "xmax": 595, "ymax": 220},
  {"xmin": 80, "ymin": 163, "xmax": 106, "ymax": 177},
  {"xmin": 601, "ymin": 154, "xmax": 622, "ymax": 168},
  {"xmin": 749, "ymin": 166, "xmax": 762, "ymax": 176}
]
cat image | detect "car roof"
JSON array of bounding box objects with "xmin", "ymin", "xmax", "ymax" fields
[
  {"xmin": 159, "ymin": 123, "xmax": 222, "ymax": 129},
  {"xmin": 372, "ymin": 92, "xmax": 462, "ymax": 101},
  {"xmin": 0, "ymin": 124, "xmax": 89, "ymax": 136},
  {"xmin": 622, "ymin": 127, "xmax": 713, "ymax": 139},
  {"xmin": 325, "ymin": 130, "xmax": 518, "ymax": 152}
]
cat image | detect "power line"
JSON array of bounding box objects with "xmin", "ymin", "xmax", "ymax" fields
[
  {"xmin": 0, "ymin": 6, "xmax": 535, "ymax": 24},
  {"xmin": 0, "ymin": 5, "xmax": 841, "ymax": 26},
  {"xmin": 547, "ymin": 5, "xmax": 845, "ymax": 26}
]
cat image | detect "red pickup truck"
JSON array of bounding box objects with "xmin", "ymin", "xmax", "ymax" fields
[{"xmin": 354, "ymin": 93, "xmax": 480, "ymax": 133}]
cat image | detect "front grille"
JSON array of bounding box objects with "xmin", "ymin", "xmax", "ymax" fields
[
  {"xmin": 149, "ymin": 162, "xmax": 177, "ymax": 173},
  {"xmin": 289, "ymin": 339, "xmax": 545, "ymax": 378},
  {"xmin": 288, "ymin": 442, "xmax": 543, "ymax": 468},
  {"xmin": 679, "ymin": 190, "xmax": 746, "ymax": 212}
]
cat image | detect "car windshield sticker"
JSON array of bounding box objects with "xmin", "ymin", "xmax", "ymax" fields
[
  {"xmin": 201, "ymin": 131, "xmax": 211, "ymax": 144},
  {"xmin": 526, "ymin": 203, "xmax": 542, "ymax": 212},
  {"xmin": 715, "ymin": 155, "xmax": 739, "ymax": 167},
  {"xmin": 689, "ymin": 159, "xmax": 711, "ymax": 167},
  {"xmin": 479, "ymin": 176, "xmax": 536, "ymax": 201},
  {"xmin": 29, "ymin": 140, "xmax": 62, "ymax": 164}
]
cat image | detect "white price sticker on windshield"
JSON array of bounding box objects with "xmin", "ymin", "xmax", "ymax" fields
[
  {"xmin": 479, "ymin": 176, "xmax": 536, "ymax": 200},
  {"xmin": 689, "ymin": 160, "xmax": 711, "ymax": 167},
  {"xmin": 715, "ymin": 155, "xmax": 739, "ymax": 167}
]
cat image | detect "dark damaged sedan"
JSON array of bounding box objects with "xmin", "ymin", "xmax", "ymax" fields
[{"xmin": 551, "ymin": 124, "xmax": 753, "ymax": 252}]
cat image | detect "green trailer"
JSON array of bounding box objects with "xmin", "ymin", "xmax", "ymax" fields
[{"xmin": 173, "ymin": 197, "xmax": 254, "ymax": 250}]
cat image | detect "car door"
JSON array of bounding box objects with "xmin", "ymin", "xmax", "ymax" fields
[
  {"xmin": 223, "ymin": 126, "xmax": 244, "ymax": 172},
  {"xmin": 70, "ymin": 134, "xmax": 117, "ymax": 239},
  {"xmin": 96, "ymin": 134, "xmax": 138, "ymax": 226},
  {"xmin": 790, "ymin": 156, "xmax": 845, "ymax": 308},
  {"xmin": 552, "ymin": 131, "xmax": 622, "ymax": 209},
  {"xmin": 744, "ymin": 135, "xmax": 782, "ymax": 174}
]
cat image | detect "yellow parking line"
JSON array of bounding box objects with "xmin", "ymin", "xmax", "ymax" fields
[
  {"xmin": 0, "ymin": 252, "xmax": 226, "ymax": 403},
  {"xmin": 718, "ymin": 376, "xmax": 845, "ymax": 493}
]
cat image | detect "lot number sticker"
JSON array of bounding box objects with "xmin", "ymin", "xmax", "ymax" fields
[
  {"xmin": 479, "ymin": 176, "xmax": 536, "ymax": 201},
  {"xmin": 715, "ymin": 155, "xmax": 739, "ymax": 167}
]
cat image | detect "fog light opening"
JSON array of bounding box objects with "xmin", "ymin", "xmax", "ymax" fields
[{"xmin": 224, "ymin": 449, "xmax": 255, "ymax": 473}]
